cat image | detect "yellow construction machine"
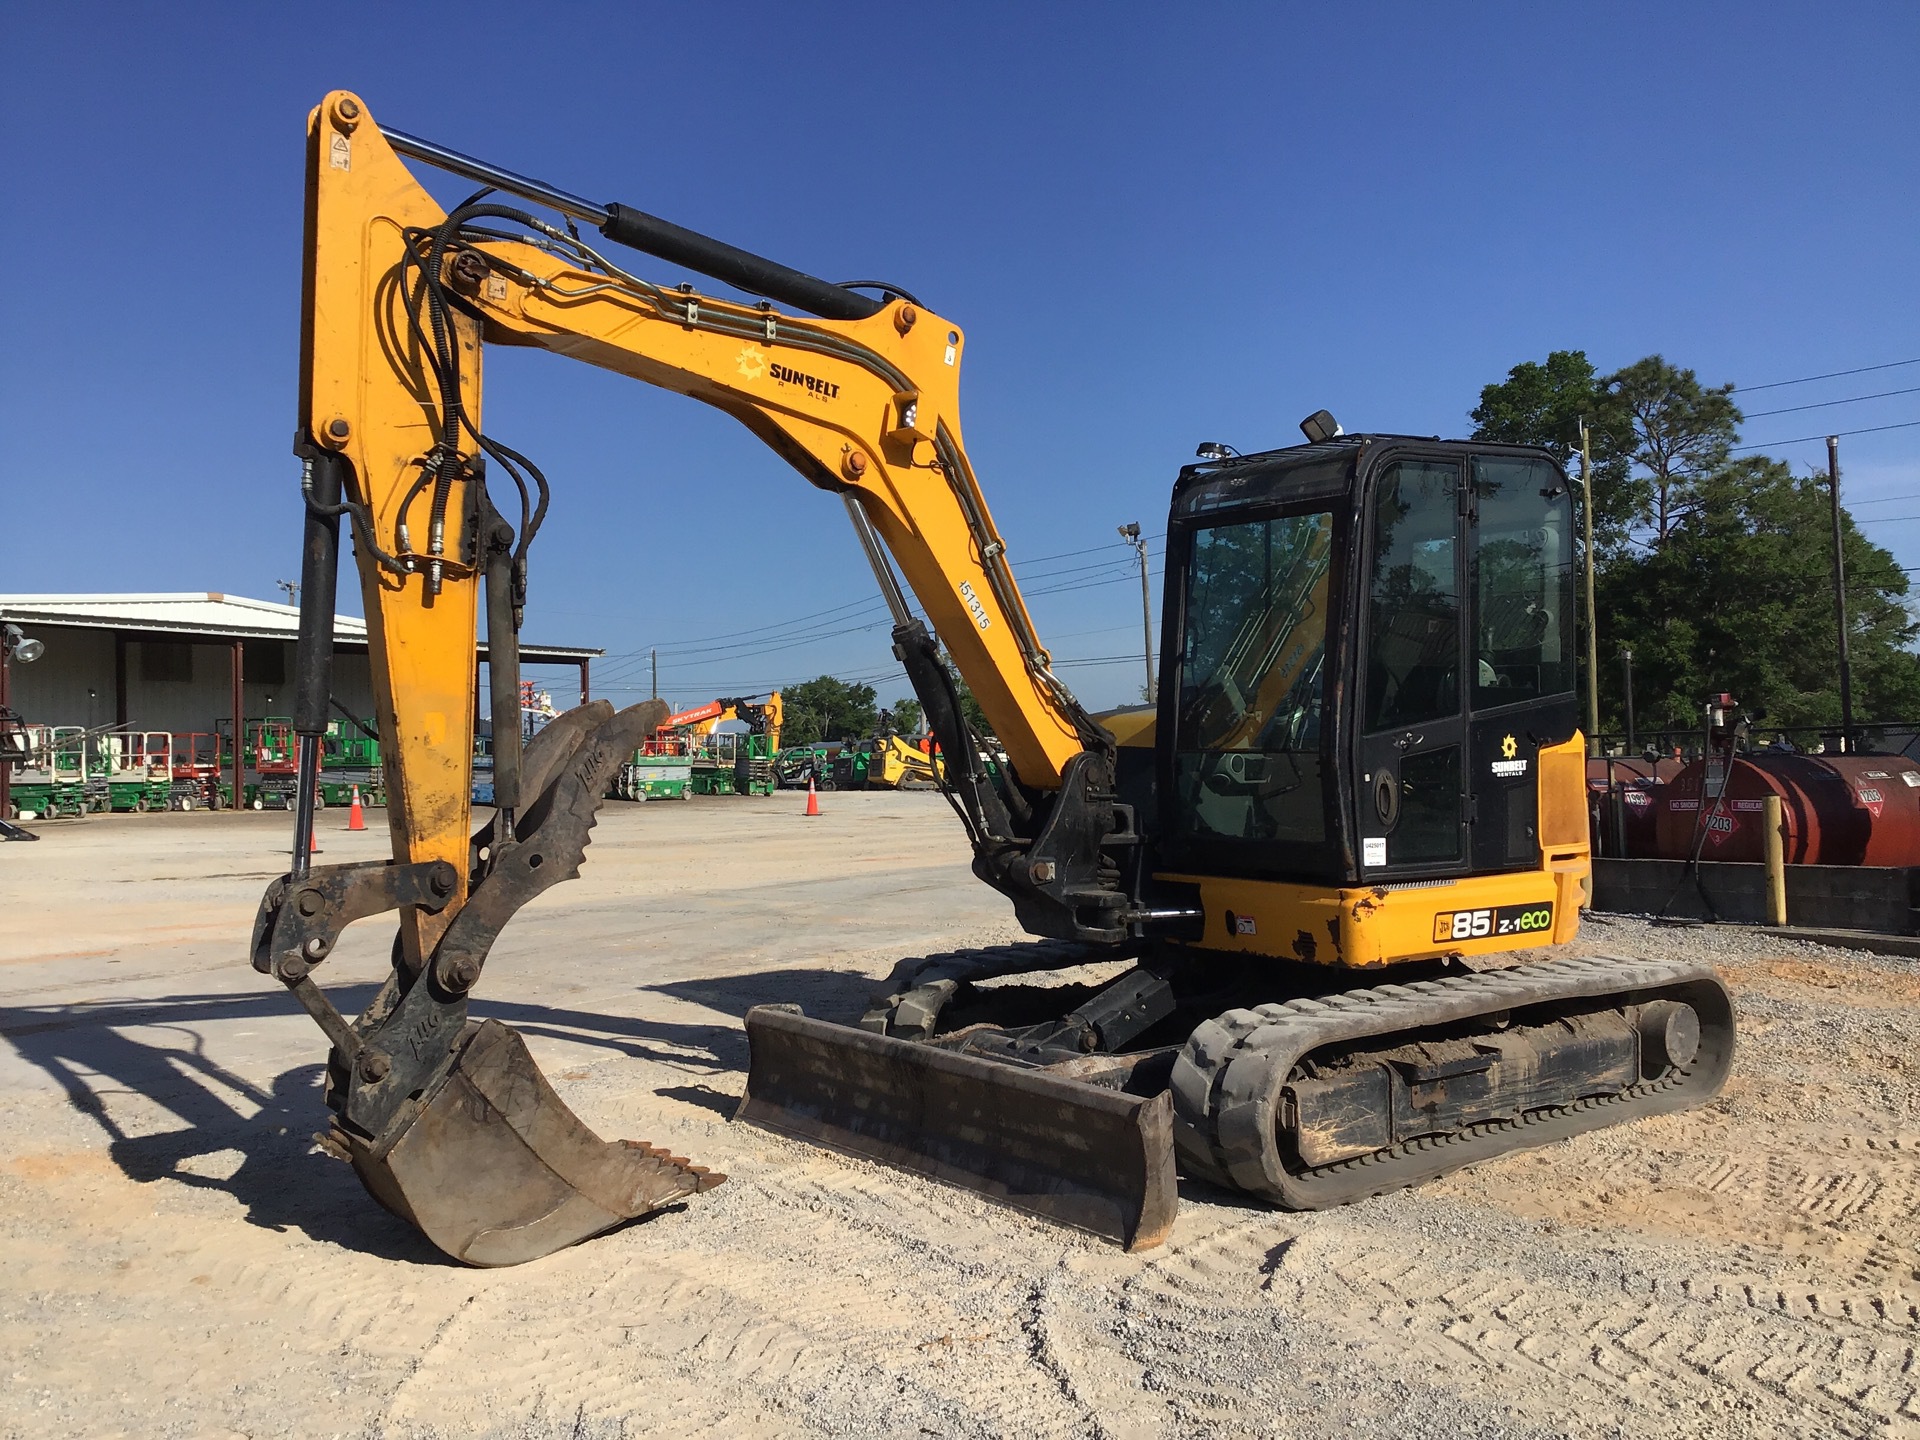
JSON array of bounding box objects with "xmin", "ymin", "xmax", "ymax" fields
[
  {"xmin": 832, "ymin": 732, "xmax": 944, "ymax": 791},
  {"xmin": 250, "ymin": 92, "xmax": 1733, "ymax": 1265}
]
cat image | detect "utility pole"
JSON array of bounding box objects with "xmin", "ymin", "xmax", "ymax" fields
[
  {"xmin": 1578, "ymin": 420, "xmax": 1601, "ymax": 754},
  {"xmin": 650, "ymin": 647, "xmax": 658, "ymax": 701},
  {"xmin": 275, "ymin": 579, "xmax": 300, "ymax": 607},
  {"xmin": 1118, "ymin": 523, "xmax": 1155, "ymax": 703},
  {"xmin": 1828, "ymin": 435, "xmax": 1854, "ymax": 752}
]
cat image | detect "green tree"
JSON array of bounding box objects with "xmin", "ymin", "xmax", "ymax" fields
[
  {"xmin": 887, "ymin": 698, "xmax": 924, "ymax": 735},
  {"xmin": 1597, "ymin": 457, "xmax": 1920, "ymax": 730},
  {"xmin": 1604, "ymin": 356, "xmax": 1741, "ymax": 545},
  {"xmin": 782, "ymin": 675, "xmax": 878, "ymax": 745},
  {"xmin": 1469, "ymin": 349, "xmax": 1638, "ymax": 548}
]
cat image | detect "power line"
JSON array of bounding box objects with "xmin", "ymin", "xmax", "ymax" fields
[
  {"xmin": 1736, "ymin": 358, "xmax": 1920, "ymax": 394},
  {"xmin": 632, "ymin": 594, "xmax": 880, "ymax": 652},
  {"xmin": 593, "ymin": 565, "xmax": 1154, "ymax": 690},
  {"xmin": 1026, "ymin": 566, "xmax": 1159, "ymax": 600},
  {"xmin": 601, "ymin": 562, "xmax": 1139, "ymax": 677},
  {"xmin": 1731, "ymin": 419, "xmax": 1920, "ymax": 452},
  {"xmin": 1741, "ymin": 386, "xmax": 1920, "ymax": 420},
  {"xmin": 594, "ymin": 534, "xmax": 1163, "ymax": 666},
  {"xmin": 596, "ymin": 595, "xmax": 888, "ymax": 666},
  {"xmin": 1014, "ymin": 530, "xmax": 1167, "ymax": 567}
]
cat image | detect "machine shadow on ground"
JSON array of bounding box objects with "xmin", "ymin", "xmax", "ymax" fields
[
  {"xmin": 0, "ymin": 983, "xmax": 772, "ymax": 1263},
  {"xmin": 643, "ymin": 964, "xmax": 878, "ymax": 1026}
]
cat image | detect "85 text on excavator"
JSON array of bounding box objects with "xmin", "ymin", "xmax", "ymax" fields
[{"xmin": 251, "ymin": 92, "xmax": 1733, "ymax": 1266}]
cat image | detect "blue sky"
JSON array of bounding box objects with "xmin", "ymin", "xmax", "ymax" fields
[{"xmin": 3, "ymin": 3, "xmax": 1915, "ymax": 713}]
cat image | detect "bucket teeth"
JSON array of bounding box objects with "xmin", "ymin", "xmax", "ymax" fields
[{"xmin": 620, "ymin": 1138, "xmax": 725, "ymax": 1189}]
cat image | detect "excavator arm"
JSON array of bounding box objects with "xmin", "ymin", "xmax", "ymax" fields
[{"xmin": 253, "ymin": 92, "xmax": 1153, "ymax": 1265}]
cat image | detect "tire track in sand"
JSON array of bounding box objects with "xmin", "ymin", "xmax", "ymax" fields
[
  {"xmin": 382, "ymin": 1152, "xmax": 1102, "ymax": 1440},
  {"xmin": 1268, "ymin": 1216, "xmax": 1920, "ymax": 1438}
]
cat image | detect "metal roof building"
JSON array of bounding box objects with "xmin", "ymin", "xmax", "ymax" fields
[{"xmin": 0, "ymin": 592, "xmax": 600, "ymax": 736}]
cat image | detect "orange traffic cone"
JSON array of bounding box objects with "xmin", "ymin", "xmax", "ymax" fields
[
  {"xmin": 348, "ymin": 785, "xmax": 366, "ymax": 831},
  {"xmin": 804, "ymin": 776, "xmax": 821, "ymax": 817}
]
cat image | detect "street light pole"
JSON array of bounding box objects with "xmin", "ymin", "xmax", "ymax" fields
[
  {"xmin": 1620, "ymin": 647, "xmax": 1636, "ymax": 753},
  {"xmin": 1118, "ymin": 523, "xmax": 1155, "ymax": 703},
  {"xmin": 1827, "ymin": 435, "xmax": 1855, "ymax": 752},
  {"xmin": 1, "ymin": 622, "xmax": 48, "ymax": 840},
  {"xmin": 1578, "ymin": 420, "xmax": 1601, "ymax": 754}
]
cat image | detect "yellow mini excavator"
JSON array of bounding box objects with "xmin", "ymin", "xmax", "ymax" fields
[{"xmin": 251, "ymin": 92, "xmax": 1733, "ymax": 1265}]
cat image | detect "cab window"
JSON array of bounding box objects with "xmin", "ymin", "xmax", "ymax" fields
[{"xmin": 1472, "ymin": 456, "xmax": 1574, "ymax": 708}]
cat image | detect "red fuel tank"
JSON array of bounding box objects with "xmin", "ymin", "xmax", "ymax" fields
[
  {"xmin": 1587, "ymin": 755, "xmax": 1683, "ymax": 857},
  {"xmin": 1650, "ymin": 753, "xmax": 1920, "ymax": 866}
]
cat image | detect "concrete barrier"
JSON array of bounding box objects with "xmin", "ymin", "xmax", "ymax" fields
[{"xmin": 1591, "ymin": 857, "xmax": 1920, "ymax": 934}]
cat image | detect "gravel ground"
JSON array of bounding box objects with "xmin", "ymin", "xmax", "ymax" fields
[{"xmin": 0, "ymin": 799, "xmax": 1914, "ymax": 1439}]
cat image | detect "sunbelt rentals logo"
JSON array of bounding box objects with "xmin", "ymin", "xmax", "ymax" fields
[{"xmin": 1490, "ymin": 733, "xmax": 1528, "ymax": 780}]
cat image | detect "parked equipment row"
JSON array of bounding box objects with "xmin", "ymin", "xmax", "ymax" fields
[{"xmin": 3, "ymin": 716, "xmax": 387, "ymax": 821}]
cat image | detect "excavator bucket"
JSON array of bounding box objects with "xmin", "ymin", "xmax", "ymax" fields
[
  {"xmin": 348, "ymin": 1020, "xmax": 723, "ymax": 1267},
  {"xmin": 737, "ymin": 1005, "xmax": 1178, "ymax": 1251},
  {"xmin": 260, "ymin": 700, "xmax": 724, "ymax": 1266}
]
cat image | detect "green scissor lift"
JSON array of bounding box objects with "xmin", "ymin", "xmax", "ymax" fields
[
  {"xmin": 101, "ymin": 730, "xmax": 176, "ymax": 812},
  {"xmin": 8, "ymin": 726, "xmax": 93, "ymax": 820},
  {"xmin": 319, "ymin": 714, "xmax": 387, "ymax": 807},
  {"xmin": 612, "ymin": 752, "xmax": 694, "ymax": 800},
  {"xmin": 691, "ymin": 732, "xmax": 776, "ymax": 796}
]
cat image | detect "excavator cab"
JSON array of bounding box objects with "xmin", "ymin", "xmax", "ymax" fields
[{"xmin": 1162, "ymin": 437, "xmax": 1579, "ymax": 891}]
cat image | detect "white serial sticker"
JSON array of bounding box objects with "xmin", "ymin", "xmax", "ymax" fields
[
  {"xmin": 329, "ymin": 133, "xmax": 351, "ymax": 171},
  {"xmin": 1363, "ymin": 836, "xmax": 1387, "ymax": 867},
  {"xmin": 943, "ymin": 344, "xmax": 956, "ymax": 366},
  {"xmin": 958, "ymin": 580, "xmax": 991, "ymax": 630}
]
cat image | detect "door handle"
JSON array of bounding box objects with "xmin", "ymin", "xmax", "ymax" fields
[{"xmin": 1393, "ymin": 731, "xmax": 1423, "ymax": 752}]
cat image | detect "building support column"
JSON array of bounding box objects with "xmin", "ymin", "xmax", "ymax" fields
[
  {"xmin": 113, "ymin": 633, "xmax": 128, "ymax": 728},
  {"xmin": 231, "ymin": 639, "xmax": 245, "ymax": 810},
  {"xmin": 579, "ymin": 658, "xmax": 590, "ymax": 708}
]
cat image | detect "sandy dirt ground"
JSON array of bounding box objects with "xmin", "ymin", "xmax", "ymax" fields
[{"xmin": 0, "ymin": 795, "xmax": 1915, "ymax": 1439}]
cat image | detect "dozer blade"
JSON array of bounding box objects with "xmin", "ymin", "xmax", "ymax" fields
[
  {"xmin": 350, "ymin": 1019, "xmax": 724, "ymax": 1267},
  {"xmin": 737, "ymin": 1004, "xmax": 1178, "ymax": 1251}
]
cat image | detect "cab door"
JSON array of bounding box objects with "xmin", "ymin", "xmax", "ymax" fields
[
  {"xmin": 1356, "ymin": 457, "xmax": 1470, "ymax": 878},
  {"xmin": 1465, "ymin": 453, "xmax": 1580, "ymax": 871}
]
